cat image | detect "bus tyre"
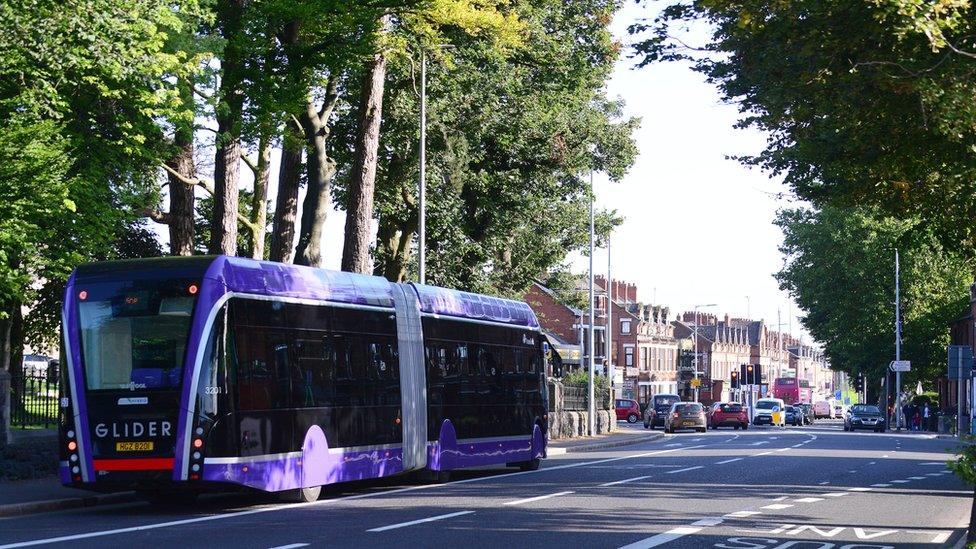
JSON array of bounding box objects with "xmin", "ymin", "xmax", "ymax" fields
[
  {"xmin": 519, "ymin": 458, "xmax": 541, "ymax": 471},
  {"xmin": 417, "ymin": 469, "xmax": 451, "ymax": 484},
  {"xmin": 281, "ymin": 486, "xmax": 322, "ymax": 503}
]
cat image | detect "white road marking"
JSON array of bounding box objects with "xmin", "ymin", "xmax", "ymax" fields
[
  {"xmin": 0, "ymin": 444, "xmax": 713, "ymax": 549},
  {"xmin": 716, "ymin": 458, "xmax": 743, "ymax": 464},
  {"xmin": 909, "ymin": 476, "xmax": 926, "ymax": 480},
  {"xmin": 776, "ymin": 448, "xmax": 790, "ymax": 452},
  {"xmin": 367, "ymin": 510, "xmax": 474, "ymax": 532},
  {"xmin": 268, "ymin": 544, "xmax": 309, "ymax": 549},
  {"xmin": 617, "ymin": 526, "xmax": 703, "ymax": 549},
  {"xmin": 754, "ymin": 451, "xmax": 774, "ymax": 456},
  {"xmin": 761, "ymin": 503, "xmax": 794, "ymax": 510},
  {"xmin": 890, "ymin": 480, "xmax": 909, "ymax": 484},
  {"xmin": 818, "ymin": 481, "xmax": 830, "ymax": 485},
  {"xmin": 871, "ymin": 483, "xmax": 892, "ymax": 487},
  {"xmin": 725, "ymin": 511, "xmax": 761, "ymax": 518},
  {"xmin": 920, "ymin": 462, "xmax": 945, "ymax": 466},
  {"xmin": 943, "ymin": 469, "xmax": 953, "ymax": 473},
  {"xmin": 883, "ymin": 454, "xmax": 889, "ymax": 457},
  {"xmin": 821, "ymin": 492, "xmax": 849, "ymax": 497},
  {"xmin": 794, "ymin": 497, "xmax": 824, "ymax": 503},
  {"xmin": 667, "ymin": 466, "xmax": 704, "ymax": 474},
  {"xmin": 868, "ymin": 461, "xmax": 876, "ymax": 465},
  {"xmin": 692, "ymin": 518, "xmax": 723, "ymax": 527},
  {"xmin": 665, "ymin": 443, "xmax": 681, "ymax": 447},
  {"xmin": 692, "ymin": 438, "xmax": 703, "ymax": 441},
  {"xmin": 749, "ymin": 441, "xmax": 770, "ymax": 446},
  {"xmin": 503, "ymin": 491, "xmax": 574, "ymax": 506},
  {"xmin": 772, "ymin": 496, "xmax": 788, "ymax": 501},
  {"xmin": 600, "ymin": 476, "xmax": 651, "ymax": 487},
  {"xmin": 926, "ymin": 472, "xmax": 941, "ymax": 476},
  {"xmin": 848, "ymin": 487, "xmax": 872, "ymax": 492}
]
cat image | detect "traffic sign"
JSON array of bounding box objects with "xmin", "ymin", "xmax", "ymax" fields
[
  {"xmin": 890, "ymin": 360, "xmax": 911, "ymax": 372},
  {"xmin": 690, "ymin": 378, "xmax": 701, "ymax": 388},
  {"xmin": 948, "ymin": 346, "xmax": 974, "ymax": 380}
]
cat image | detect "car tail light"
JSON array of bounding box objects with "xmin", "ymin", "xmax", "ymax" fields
[{"xmin": 673, "ymin": 412, "xmax": 679, "ymax": 418}]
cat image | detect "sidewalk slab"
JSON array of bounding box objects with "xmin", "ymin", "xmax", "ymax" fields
[
  {"xmin": 0, "ymin": 477, "xmax": 137, "ymax": 517},
  {"xmin": 549, "ymin": 429, "xmax": 668, "ymax": 454}
]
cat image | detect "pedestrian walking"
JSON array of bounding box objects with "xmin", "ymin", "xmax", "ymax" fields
[{"xmin": 923, "ymin": 403, "xmax": 932, "ymax": 431}]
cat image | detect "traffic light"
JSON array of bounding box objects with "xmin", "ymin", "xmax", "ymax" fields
[
  {"xmin": 754, "ymin": 364, "xmax": 763, "ymax": 384},
  {"xmin": 730, "ymin": 370, "xmax": 740, "ymax": 389},
  {"xmin": 746, "ymin": 364, "xmax": 755, "ymax": 385}
]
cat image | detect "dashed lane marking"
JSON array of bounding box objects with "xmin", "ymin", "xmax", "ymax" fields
[
  {"xmin": 920, "ymin": 462, "xmax": 945, "ymax": 466},
  {"xmin": 617, "ymin": 526, "xmax": 703, "ymax": 549},
  {"xmin": 503, "ymin": 491, "xmax": 574, "ymax": 506},
  {"xmin": 871, "ymin": 483, "xmax": 892, "ymax": 487},
  {"xmin": 821, "ymin": 492, "xmax": 849, "ymax": 497},
  {"xmin": 716, "ymin": 458, "xmax": 743, "ymax": 464},
  {"xmin": 367, "ymin": 511, "xmax": 474, "ymax": 532},
  {"xmin": 848, "ymin": 487, "xmax": 872, "ymax": 492},
  {"xmin": 600, "ymin": 476, "xmax": 651, "ymax": 487},
  {"xmin": 754, "ymin": 451, "xmax": 774, "ymax": 456},
  {"xmin": 268, "ymin": 544, "xmax": 309, "ymax": 549},
  {"xmin": 667, "ymin": 466, "xmax": 704, "ymax": 474},
  {"xmin": 725, "ymin": 511, "xmax": 761, "ymax": 518},
  {"xmin": 926, "ymin": 472, "xmax": 941, "ymax": 476},
  {"xmin": 818, "ymin": 481, "xmax": 830, "ymax": 485},
  {"xmin": 890, "ymin": 480, "xmax": 909, "ymax": 484},
  {"xmin": 794, "ymin": 497, "xmax": 825, "ymax": 503},
  {"xmin": 761, "ymin": 504, "xmax": 794, "ymax": 510},
  {"xmin": 909, "ymin": 476, "xmax": 926, "ymax": 480}
]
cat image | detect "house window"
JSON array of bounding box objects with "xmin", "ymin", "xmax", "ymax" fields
[
  {"xmin": 621, "ymin": 320, "xmax": 631, "ymax": 334},
  {"xmin": 625, "ymin": 346, "xmax": 634, "ymax": 366}
]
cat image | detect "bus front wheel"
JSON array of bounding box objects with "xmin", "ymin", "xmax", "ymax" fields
[{"xmin": 281, "ymin": 486, "xmax": 321, "ymax": 503}]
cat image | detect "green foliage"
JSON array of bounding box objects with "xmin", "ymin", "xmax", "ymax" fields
[
  {"xmin": 948, "ymin": 436, "xmax": 976, "ymax": 486},
  {"xmin": 775, "ymin": 205, "xmax": 974, "ymax": 390},
  {"xmin": 563, "ymin": 368, "xmax": 610, "ymax": 390},
  {"xmin": 631, "ymin": 0, "xmax": 976, "ymax": 252}
]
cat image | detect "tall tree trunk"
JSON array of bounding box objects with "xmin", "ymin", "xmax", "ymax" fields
[
  {"xmin": 341, "ymin": 52, "xmax": 388, "ymax": 273},
  {"xmin": 295, "ymin": 79, "xmax": 340, "ymax": 267},
  {"xmin": 166, "ymin": 123, "xmax": 196, "ymax": 256},
  {"xmin": 270, "ymin": 123, "xmax": 302, "ymax": 263},
  {"xmin": 250, "ymin": 134, "xmax": 271, "ymax": 260},
  {"xmin": 374, "ymin": 208, "xmax": 417, "ymax": 282},
  {"xmin": 211, "ymin": 0, "xmax": 245, "ymax": 256},
  {"xmin": 0, "ymin": 303, "xmax": 10, "ymax": 374}
]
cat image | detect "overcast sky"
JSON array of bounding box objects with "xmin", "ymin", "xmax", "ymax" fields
[{"xmin": 566, "ymin": 2, "xmax": 811, "ymax": 342}]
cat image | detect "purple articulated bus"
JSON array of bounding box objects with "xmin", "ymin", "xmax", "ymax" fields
[{"xmin": 58, "ymin": 256, "xmax": 547, "ymax": 502}]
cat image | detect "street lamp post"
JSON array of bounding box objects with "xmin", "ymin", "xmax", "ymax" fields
[
  {"xmin": 419, "ymin": 50, "xmax": 427, "ymax": 284},
  {"xmin": 693, "ymin": 304, "xmax": 717, "ymax": 402},
  {"xmin": 587, "ymin": 169, "xmax": 596, "ymax": 436}
]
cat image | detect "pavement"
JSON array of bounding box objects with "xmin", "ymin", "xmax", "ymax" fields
[{"xmin": 0, "ymin": 418, "xmax": 969, "ymax": 548}]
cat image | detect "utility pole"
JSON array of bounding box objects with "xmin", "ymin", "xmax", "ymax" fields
[
  {"xmin": 418, "ymin": 50, "xmax": 427, "ymax": 284},
  {"xmin": 895, "ymin": 249, "xmax": 902, "ymax": 432},
  {"xmin": 587, "ymin": 169, "xmax": 596, "ymax": 436},
  {"xmin": 606, "ymin": 237, "xmax": 613, "ymax": 395}
]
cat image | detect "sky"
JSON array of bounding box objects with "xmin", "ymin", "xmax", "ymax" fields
[
  {"xmin": 566, "ymin": 2, "xmax": 811, "ymax": 342},
  {"xmin": 152, "ymin": 1, "xmax": 813, "ymax": 344}
]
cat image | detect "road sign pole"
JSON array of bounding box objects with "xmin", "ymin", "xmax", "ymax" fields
[
  {"xmin": 895, "ymin": 249, "xmax": 902, "ymax": 432},
  {"xmin": 959, "ymin": 351, "xmax": 965, "ymax": 437}
]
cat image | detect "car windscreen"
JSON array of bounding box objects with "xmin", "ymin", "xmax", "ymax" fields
[
  {"xmin": 654, "ymin": 396, "xmax": 679, "ymax": 407},
  {"xmin": 675, "ymin": 403, "xmax": 702, "ymax": 412},
  {"xmin": 77, "ymin": 278, "xmax": 197, "ymax": 390},
  {"xmin": 852, "ymin": 405, "xmax": 881, "ymax": 414},
  {"xmin": 755, "ymin": 401, "xmax": 780, "ymax": 410}
]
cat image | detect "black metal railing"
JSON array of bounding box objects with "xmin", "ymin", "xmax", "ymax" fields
[{"xmin": 11, "ymin": 370, "xmax": 59, "ymax": 429}]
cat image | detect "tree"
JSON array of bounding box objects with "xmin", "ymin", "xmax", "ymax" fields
[
  {"xmin": 631, "ymin": 1, "xmax": 976, "ymax": 254},
  {"xmin": 332, "ymin": 0, "xmax": 637, "ymax": 296},
  {"xmin": 775, "ymin": 205, "xmax": 973, "ymax": 390}
]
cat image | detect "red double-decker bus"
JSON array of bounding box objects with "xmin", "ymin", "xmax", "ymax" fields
[{"xmin": 772, "ymin": 377, "xmax": 813, "ymax": 405}]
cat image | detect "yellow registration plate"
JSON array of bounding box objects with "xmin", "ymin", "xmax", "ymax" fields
[{"xmin": 116, "ymin": 441, "xmax": 153, "ymax": 452}]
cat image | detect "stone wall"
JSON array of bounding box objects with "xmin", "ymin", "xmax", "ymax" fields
[{"xmin": 548, "ymin": 409, "xmax": 615, "ymax": 439}]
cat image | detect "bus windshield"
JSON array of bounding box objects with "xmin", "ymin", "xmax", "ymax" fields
[{"xmin": 78, "ymin": 278, "xmax": 198, "ymax": 390}]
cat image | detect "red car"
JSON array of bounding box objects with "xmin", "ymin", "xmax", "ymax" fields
[
  {"xmin": 708, "ymin": 402, "xmax": 749, "ymax": 430},
  {"xmin": 615, "ymin": 398, "xmax": 641, "ymax": 423}
]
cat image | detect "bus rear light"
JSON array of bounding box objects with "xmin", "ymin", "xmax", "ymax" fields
[
  {"xmin": 188, "ymin": 284, "xmax": 199, "ymax": 295},
  {"xmin": 67, "ymin": 441, "xmax": 77, "ymax": 451},
  {"xmin": 192, "ymin": 438, "xmax": 203, "ymax": 449},
  {"xmin": 190, "ymin": 473, "xmax": 200, "ymax": 480},
  {"xmin": 78, "ymin": 290, "xmax": 88, "ymax": 301},
  {"xmin": 73, "ymin": 475, "xmax": 81, "ymax": 482}
]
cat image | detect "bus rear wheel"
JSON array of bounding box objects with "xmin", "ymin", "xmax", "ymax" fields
[
  {"xmin": 518, "ymin": 458, "xmax": 540, "ymax": 471},
  {"xmin": 281, "ymin": 486, "xmax": 321, "ymax": 503}
]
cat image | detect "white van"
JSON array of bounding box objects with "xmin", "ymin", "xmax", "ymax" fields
[
  {"xmin": 813, "ymin": 400, "xmax": 833, "ymax": 419},
  {"xmin": 753, "ymin": 397, "xmax": 786, "ymax": 427}
]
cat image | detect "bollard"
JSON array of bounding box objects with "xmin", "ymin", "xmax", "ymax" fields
[{"xmin": 0, "ymin": 370, "xmax": 10, "ymax": 448}]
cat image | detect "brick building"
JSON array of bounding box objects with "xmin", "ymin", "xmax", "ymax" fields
[
  {"xmin": 595, "ymin": 276, "xmax": 680, "ymax": 401},
  {"xmin": 674, "ymin": 313, "xmax": 752, "ymax": 402}
]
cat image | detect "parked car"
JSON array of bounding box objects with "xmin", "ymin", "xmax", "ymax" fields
[
  {"xmin": 813, "ymin": 401, "xmax": 833, "ymax": 419},
  {"xmin": 708, "ymin": 402, "xmax": 749, "ymax": 430},
  {"xmin": 833, "ymin": 403, "xmax": 847, "ymax": 418},
  {"xmin": 665, "ymin": 402, "xmax": 707, "ymax": 433},
  {"xmin": 753, "ymin": 397, "xmax": 787, "ymax": 427},
  {"xmin": 643, "ymin": 393, "xmax": 682, "ymax": 429},
  {"xmin": 844, "ymin": 404, "xmax": 887, "ymax": 432},
  {"xmin": 797, "ymin": 403, "xmax": 815, "ymax": 425},
  {"xmin": 615, "ymin": 399, "xmax": 642, "ymax": 423},
  {"xmin": 784, "ymin": 405, "xmax": 803, "ymax": 426}
]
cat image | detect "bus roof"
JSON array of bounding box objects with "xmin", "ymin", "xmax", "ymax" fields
[{"xmin": 71, "ymin": 256, "xmax": 539, "ymax": 329}]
